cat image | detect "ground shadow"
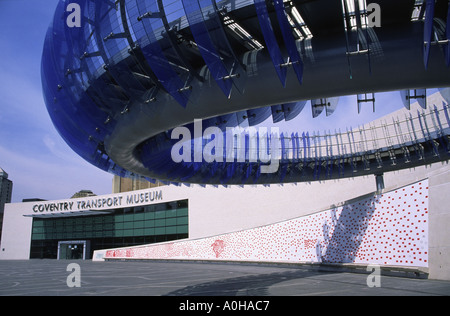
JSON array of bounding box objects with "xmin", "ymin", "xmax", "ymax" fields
[{"xmin": 164, "ymin": 267, "xmax": 336, "ymax": 296}]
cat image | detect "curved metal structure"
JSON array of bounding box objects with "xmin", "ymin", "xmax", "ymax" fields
[{"xmin": 41, "ymin": 0, "xmax": 450, "ymax": 185}]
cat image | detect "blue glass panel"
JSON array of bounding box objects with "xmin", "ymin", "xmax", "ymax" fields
[
  {"xmin": 280, "ymin": 133, "xmax": 286, "ymax": 161},
  {"xmin": 400, "ymin": 90, "xmax": 411, "ymax": 110},
  {"xmin": 283, "ymin": 100, "xmax": 306, "ymax": 121},
  {"xmin": 218, "ymin": 113, "xmax": 239, "ymax": 129},
  {"xmin": 325, "ymin": 97, "xmax": 339, "ymax": 116},
  {"xmin": 311, "ymin": 98, "xmax": 339, "ymax": 118},
  {"xmin": 417, "ymin": 110, "xmax": 428, "ymax": 139},
  {"xmin": 273, "ymin": 0, "xmax": 303, "ymax": 84},
  {"xmin": 217, "ymin": 161, "xmax": 231, "ymax": 184},
  {"xmin": 290, "ymin": 133, "xmax": 296, "ymax": 161},
  {"xmin": 279, "ymin": 162, "xmax": 287, "ymax": 182},
  {"xmin": 433, "ymin": 104, "xmax": 445, "ymax": 133},
  {"xmin": 440, "ymin": 88, "xmax": 450, "ymax": 104},
  {"xmin": 227, "ymin": 162, "xmax": 236, "ymax": 179},
  {"xmin": 292, "ymin": 132, "xmax": 300, "ymax": 161},
  {"xmin": 325, "ymin": 132, "xmax": 332, "ymax": 177},
  {"xmin": 199, "ymin": 0, "xmax": 245, "ymax": 94},
  {"xmin": 42, "ymin": 0, "xmax": 140, "ymax": 175},
  {"xmin": 40, "ymin": 0, "xmax": 118, "ymax": 175},
  {"xmin": 93, "ymin": 1, "xmax": 152, "ymax": 103},
  {"xmin": 336, "ymin": 130, "xmax": 344, "ymax": 177},
  {"xmin": 247, "ymin": 107, "xmax": 272, "ymax": 126},
  {"xmin": 71, "ymin": 2, "xmax": 121, "ymax": 116},
  {"xmin": 442, "ymin": 102, "xmax": 450, "ymax": 126},
  {"xmin": 243, "ymin": 163, "xmax": 253, "ymax": 183},
  {"xmin": 97, "ymin": 3, "xmax": 129, "ymax": 60},
  {"xmin": 182, "ymin": 0, "xmax": 233, "ymax": 97},
  {"xmin": 257, "ymin": 130, "xmax": 269, "ymax": 161},
  {"xmin": 306, "ymin": 131, "xmax": 311, "ymax": 159},
  {"xmin": 254, "ymin": 0, "xmax": 287, "ymax": 86},
  {"xmin": 254, "ymin": 162, "xmax": 261, "ymax": 182},
  {"xmin": 302, "ymin": 132, "xmax": 307, "ymax": 161},
  {"xmin": 407, "ymin": 113, "xmax": 419, "ymax": 143},
  {"xmin": 311, "ymin": 99, "xmax": 325, "ymax": 118},
  {"xmin": 237, "ymin": 110, "xmax": 249, "ymax": 125},
  {"xmin": 326, "ymin": 132, "xmax": 333, "ymax": 157},
  {"xmin": 313, "ymin": 131, "xmax": 320, "ymax": 179},
  {"xmin": 302, "ymin": 131, "xmax": 311, "ymax": 162},
  {"xmin": 416, "ymin": 89, "xmax": 427, "ymax": 109},
  {"xmin": 130, "ymin": 0, "xmax": 191, "ymax": 107},
  {"xmin": 271, "ymin": 105, "xmax": 285, "ymax": 123},
  {"xmin": 254, "ymin": 132, "xmax": 262, "ymax": 182},
  {"xmin": 424, "ymin": 0, "xmax": 435, "ymax": 69},
  {"xmin": 244, "ymin": 133, "xmax": 250, "ymax": 162},
  {"xmin": 446, "ymin": 4, "xmax": 450, "ymax": 66},
  {"xmin": 349, "ymin": 127, "xmax": 356, "ymax": 149},
  {"xmin": 63, "ymin": 2, "xmax": 114, "ymax": 136}
]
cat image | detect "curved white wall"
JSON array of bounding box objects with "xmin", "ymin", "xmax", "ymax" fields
[{"xmin": 102, "ymin": 180, "xmax": 429, "ymax": 268}]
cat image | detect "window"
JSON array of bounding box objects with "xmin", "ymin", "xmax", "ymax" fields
[{"xmin": 30, "ymin": 199, "xmax": 189, "ymax": 259}]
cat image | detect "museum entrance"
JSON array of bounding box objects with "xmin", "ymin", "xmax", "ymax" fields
[{"xmin": 57, "ymin": 241, "xmax": 89, "ymax": 260}]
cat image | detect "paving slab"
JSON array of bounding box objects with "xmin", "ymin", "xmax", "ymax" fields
[{"xmin": 0, "ymin": 260, "xmax": 449, "ymax": 297}]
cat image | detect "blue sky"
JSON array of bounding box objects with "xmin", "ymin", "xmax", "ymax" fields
[
  {"xmin": 0, "ymin": 0, "xmax": 113, "ymax": 202},
  {"xmin": 0, "ymin": 0, "xmax": 411, "ymax": 203}
]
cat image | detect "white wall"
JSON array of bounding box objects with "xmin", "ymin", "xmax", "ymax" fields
[
  {"xmin": 0, "ymin": 202, "xmax": 33, "ymax": 259},
  {"xmin": 428, "ymin": 165, "xmax": 450, "ymax": 280},
  {"xmin": 101, "ymin": 180, "xmax": 430, "ymax": 268}
]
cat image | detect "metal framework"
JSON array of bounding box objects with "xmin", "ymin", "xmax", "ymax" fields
[{"xmin": 41, "ymin": 0, "xmax": 450, "ymax": 185}]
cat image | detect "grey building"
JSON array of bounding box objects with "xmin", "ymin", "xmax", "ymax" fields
[{"xmin": 0, "ymin": 167, "xmax": 13, "ymax": 242}]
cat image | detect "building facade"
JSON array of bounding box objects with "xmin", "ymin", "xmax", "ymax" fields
[
  {"xmin": 41, "ymin": 0, "xmax": 450, "ymax": 187},
  {"xmin": 2, "ymin": 95, "xmax": 450, "ymax": 280},
  {"xmin": 0, "ymin": 159, "xmax": 449, "ymax": 280},
  {"xmin": 0, "ymin": 167, "xmax": 13, "ymax": 242},
  {"xmin": 0, "ymin": 167, "xmax": 12, "ymax": 214},
  {"xmin": 1, "ymin": 187, "xmax": 188, "ymax": 260}
]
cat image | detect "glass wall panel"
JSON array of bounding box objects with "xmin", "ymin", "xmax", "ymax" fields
[
  {"xmin": 181, "ymin": 0, "xmax": 233, "ymax": 97},
  {"xmin": 30, "ymin": 199, "xmax": 189, "ymax": 259},
  {"xmin": 254, "ymin": 0, "xmax": 287, "ymax": 86},
  {"xmin": 273, "ymin": 0, "xmax": 303, "ymax": 84},
  {"xmin": 129, "ymin": 0, "xmax": 191, "ymax": 107}
]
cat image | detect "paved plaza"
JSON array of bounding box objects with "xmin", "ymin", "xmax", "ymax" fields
[{"xmin": 0, "ymin": 260, "xmax": 449, "ymax": 297}]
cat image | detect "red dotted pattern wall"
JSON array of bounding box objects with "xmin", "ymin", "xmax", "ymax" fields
[{"xmin": 105, "ymin": 180, "xmax": 429, "ymax": 267}]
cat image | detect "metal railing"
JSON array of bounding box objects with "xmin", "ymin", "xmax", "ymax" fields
[{"xmin": 238, "ymin": 103, "xmax": 450, "ymax": 163}]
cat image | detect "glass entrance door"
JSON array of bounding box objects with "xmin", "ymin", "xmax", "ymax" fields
[{"xmin": 57, "ymin": 241, "xmax": 87, "ymax": 260}]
